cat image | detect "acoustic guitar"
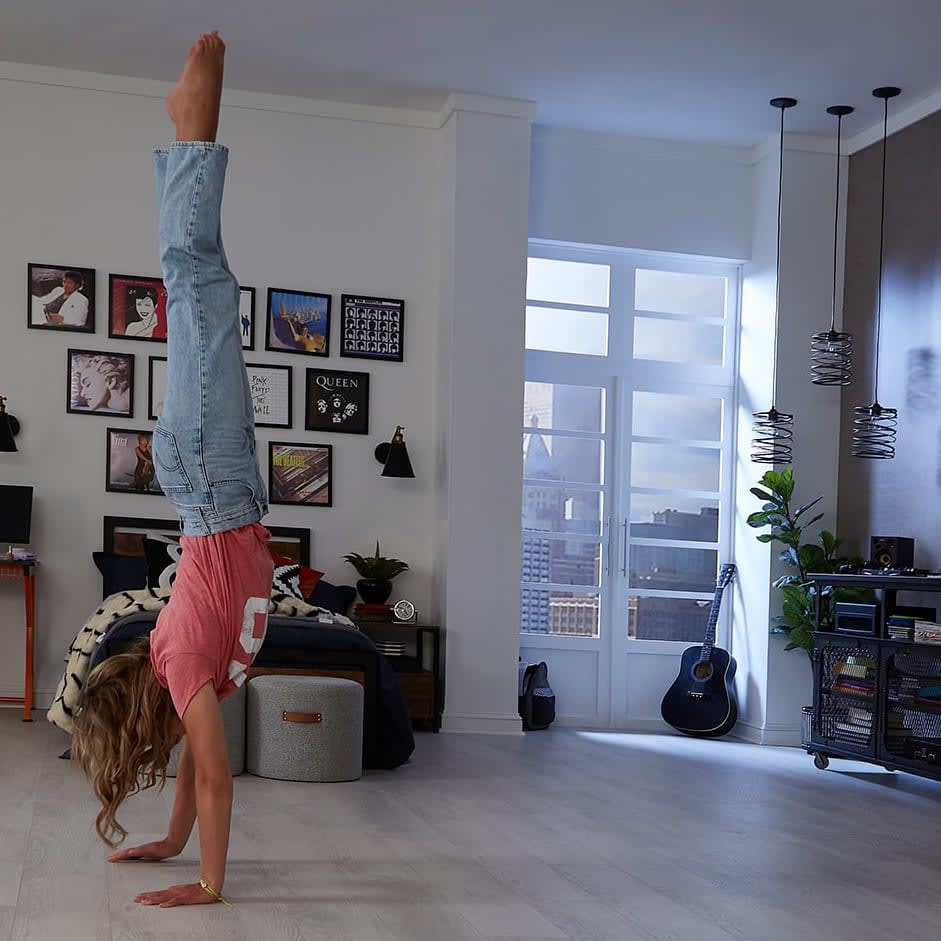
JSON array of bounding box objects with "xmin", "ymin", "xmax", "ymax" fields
[{"xmin": 660, "ymin": 563, "xmax": 738, "ymax": 738}]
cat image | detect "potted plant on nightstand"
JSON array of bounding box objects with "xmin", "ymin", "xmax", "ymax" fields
[{"xmin": 343, "ymin": 541, "xmax": 409, "ymax": 605}]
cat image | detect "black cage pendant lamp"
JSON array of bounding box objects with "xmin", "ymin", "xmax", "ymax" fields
[
  {"xmin": 810, "ymin": 105, "xmax": 855, "ymax": 385},
  {"xmin": 752, "ymin": 96, "xmax": 797, "ymax": 465},
  {"xmin": 852, "ymin": 86, "xmax": 901, "ymax": 460}
]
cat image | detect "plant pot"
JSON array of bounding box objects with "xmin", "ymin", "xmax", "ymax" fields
[{"xmin": 357, "ymin": 578, "xmax": 393, "ymax": 604}]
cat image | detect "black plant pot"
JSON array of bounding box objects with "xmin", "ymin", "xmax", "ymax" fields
[{"xmin": 357, "ymin": 578, "xmax": 393, "ymax": 604}]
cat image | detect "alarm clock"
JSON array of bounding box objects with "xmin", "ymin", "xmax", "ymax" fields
[{"xmin": 393, "ymin": 599, "xmax": 417, "ymax": 623}]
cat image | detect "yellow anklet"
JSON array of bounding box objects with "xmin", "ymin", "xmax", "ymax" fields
[{"xmin": 199, "ymin": 878, "xmax": 232, "ymax": 906}]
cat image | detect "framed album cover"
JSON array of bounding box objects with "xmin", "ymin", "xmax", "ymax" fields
[
  {"xmin": 265, "ymin": 288, "xmax": 330, "ymax": 356},
  {"xmin": 268, "ymin": 441, "xmax": 333, "ymax": 507},
  {"xmin": 239, "ymin": 286, "xmax": 256, "ymax": 350},
  {"xmin": 305, "ymin": 368, "xmax": 369, "ymax": 435},
  {"xmin": 147, "ymin": 356, "xmax": 168, "ymax": 420},
  {"xmin": 340, "ymin": 294, "xmax": 404, "ymax": 363},
  {"xmin": 28, "ymin": 263, "xmax": 96, "ymax": 333},
  {"xmin": 67, "ymin": 349, "xmax": 134, "ymax": 418},
  {"xmin": 109, "ymin": 274, "xmax": 168, "ymax": 342},
  {"xmin": 105, "ymin": 428, "xmax": 162, "ymax": 496},
  {"xmin": 246, "ymin": 362, "xmax": 293, "ymax": 428}
]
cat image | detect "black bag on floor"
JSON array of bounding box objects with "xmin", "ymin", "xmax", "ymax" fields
[{"xmin": 518, "ymin": 659, "xmax": 556, "ymax": 731}]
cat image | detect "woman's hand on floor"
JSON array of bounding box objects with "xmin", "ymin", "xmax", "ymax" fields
[
  {"xmin": 134, "ymin": 882, "xmax": 218, "ymax": 907},
  {"xmin": 107, "ymin": 838, "xmax": 184, "ymax": 862}
]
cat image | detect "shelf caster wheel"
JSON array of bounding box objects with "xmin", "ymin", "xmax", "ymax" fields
[{"xmin": 813, "ymin": 753, "xmax": 830, "ymax": 770}]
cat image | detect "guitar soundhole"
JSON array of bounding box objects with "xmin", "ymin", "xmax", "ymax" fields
[{"xmin": 692, "ymin": 662, "xmax": 714, "ymax": 681}]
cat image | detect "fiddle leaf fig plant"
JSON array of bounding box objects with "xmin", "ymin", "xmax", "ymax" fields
[
  {"xmin": 343, "ymin": 541, "xmax": 409, "ymax": 580},
  {"xmin": 748, "ymin": 466, "xmax": 866, "ymax": 658}
]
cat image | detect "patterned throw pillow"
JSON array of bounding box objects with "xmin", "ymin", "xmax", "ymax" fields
[
  {"xmin": 143, "ymin": 535, "xmax": 183, "ymax": 590},
  {"xmin": 269, "ymin": 550, "xmax": 323, "ymax": 599},
  {"xmin": 272, "ymin": 561, "xmax": 303, "ymax": 600}
]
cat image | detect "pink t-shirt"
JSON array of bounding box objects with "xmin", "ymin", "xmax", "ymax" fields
[{"xmin": 150, "ymin": 522, "xmax": 275, "ymax": 718}]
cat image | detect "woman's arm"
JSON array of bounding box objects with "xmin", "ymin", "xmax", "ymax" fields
[{"xmin": 165, "ymin": 737, "xmax": 197, "ymax": 851}]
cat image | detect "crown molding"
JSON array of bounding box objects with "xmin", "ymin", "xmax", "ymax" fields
[
  {"xmin": 845, "ymin": 86, "xmax": 941, "ymax": 153},
  {"xmin": 438, "ymin": 92, "xmax": 537, "ymax": 126}
]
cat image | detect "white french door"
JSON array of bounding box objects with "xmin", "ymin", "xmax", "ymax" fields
[{"xmin": 520, "ymin": 243, "xmax": 740, "ymax": 729}]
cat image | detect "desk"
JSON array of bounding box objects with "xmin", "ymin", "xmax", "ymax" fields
[{"xmin": 0, "ymin": 559, "xmax": 37, "ymax": 721}]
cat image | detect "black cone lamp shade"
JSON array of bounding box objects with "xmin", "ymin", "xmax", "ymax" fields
[
  {"xmin": 375, "ymin": 425, "xmax": 415, "ymax": 478},
  {"xmin": 852, "ymin": 87, "xmax": 901, "ymax": 460},
  {"xmin": 752, "ymin": 96, "xmax": 797, "ymax": 465},
  {"xmin": 0, "ymin": 395, "xmax": 20, "ymax": 453}
]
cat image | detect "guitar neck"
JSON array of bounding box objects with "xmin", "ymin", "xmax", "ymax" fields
[{"xmin": 699, "ymin": 566, "xmax": 735, "ymax": 661}]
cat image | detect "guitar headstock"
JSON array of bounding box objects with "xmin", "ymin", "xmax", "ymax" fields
[{"xmin": 716, "ymin": 563, "xmax": 736, "ymax": 590}]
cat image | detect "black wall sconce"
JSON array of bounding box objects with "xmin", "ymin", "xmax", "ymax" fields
[
  {"xmin": 0, "ymin": 395, "xmax": 21, "ymax": 452},
  {"xmin": 374, "ymin": 425, "xmax": 415, "ymax": 478}
]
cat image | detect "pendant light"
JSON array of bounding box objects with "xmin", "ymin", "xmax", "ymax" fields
[
  {"xmin": 851, "ymin": 86, "xmax": 900, "ymax": 460},
  {"xmin": 752, "ymin": 96, "xmax": 797, "ymax": 465},
  {"xmin": 810, "ymin": 105, "xmax": 854, "ymax": 385}
]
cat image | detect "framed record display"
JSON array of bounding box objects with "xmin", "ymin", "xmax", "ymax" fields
[
  {"xmin": 305, "ymin": 368, "xmax": 369, "ymax": 435},
  {"xmin": 339, "ymin": 294, "xmax": 404, "ymax": 362}
]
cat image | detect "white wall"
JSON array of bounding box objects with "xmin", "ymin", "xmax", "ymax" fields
[{"xmin": 0, "ymin": 65, "xmax": 441, "ymax": 708}]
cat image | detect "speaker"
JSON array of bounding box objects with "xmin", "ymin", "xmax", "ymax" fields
[{"xmin": 870, "ymin": 536, "xmax": 914, "ymax": 569}]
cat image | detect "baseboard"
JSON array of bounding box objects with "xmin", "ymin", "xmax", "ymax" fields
[
  {"xmin": 732, "ymin": 719, "xmax": 801, "ymax": 747},
  {"xmin": 440, "ymin": 713, "xmax": 523, "ymax": 735}
]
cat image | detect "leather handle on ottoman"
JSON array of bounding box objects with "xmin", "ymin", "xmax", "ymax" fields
[{"xmin": 283, "ymin": 710, "xmax": 322, "ymax": 723}]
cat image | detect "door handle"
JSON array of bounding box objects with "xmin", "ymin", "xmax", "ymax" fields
[
  {"xmin": 621, "ymin": 519, "xmax": 628, "ymax": 576},
  {"xmin": 606, "ymin": 516, "xmax": 616, "ymax": 578}
]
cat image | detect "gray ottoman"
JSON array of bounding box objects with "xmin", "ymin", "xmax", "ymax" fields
[
  {"xmin": 166, "ymin": 683, "xmax": 246, "ymax": 777},
  {"xmin": 246, "ymin": 675, "xmax": 363, "ymax": 782}
]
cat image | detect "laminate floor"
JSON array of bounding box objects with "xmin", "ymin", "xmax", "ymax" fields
[{"xmin": 3, "ymin": 712, "xmax": 941, "ymax": 940}]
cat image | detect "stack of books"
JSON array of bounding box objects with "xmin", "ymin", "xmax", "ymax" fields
[
  {"xmin": 354, "ymin": 602, "xmax": 393, "ymax": 622},
  {"xmin": 888, "ymin": 615, "xmax": 915, "ymax": 641},
  {"xmin": 833, "ymin": 656, "xmax": 876, "ymax": 698},
  {"xmin": 834, "ymin": 705, "xmax": 873, "ymax": 745},
  {"xmin": 914, "ymin": 619, "xmax": 941, "ymax": 645}
]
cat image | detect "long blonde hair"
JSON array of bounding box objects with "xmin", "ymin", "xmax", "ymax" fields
[{"xmin": 71, "ymin": 637, "xmax": 178, "ymax": 847}]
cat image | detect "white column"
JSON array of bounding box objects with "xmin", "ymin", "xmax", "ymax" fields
[{"xmin": 434, "ymin": 94, "xmax": 535, "ymax": 733}]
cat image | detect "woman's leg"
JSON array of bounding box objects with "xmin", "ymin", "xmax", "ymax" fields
[{"xmin": 152, "ymin": 35, "xmax": 266, "ymax": 535}]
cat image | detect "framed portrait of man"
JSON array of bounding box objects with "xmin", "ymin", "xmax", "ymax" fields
[{"xmin": 28, "ymin": 263, "xmax": 96, "ymax": 333}]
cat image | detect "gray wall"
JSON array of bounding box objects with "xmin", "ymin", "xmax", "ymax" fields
[{"xmin": 840, "ymin": 109, "xmax": 941, "ymax": 569}]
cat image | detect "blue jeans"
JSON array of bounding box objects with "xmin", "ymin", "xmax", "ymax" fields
[{"xmin": 152, "ymin": 143, "xmax": 268, "ymax": 535}]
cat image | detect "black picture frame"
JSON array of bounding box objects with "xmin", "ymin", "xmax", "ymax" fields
[
  {"xmin": 148, "ymin": 356, "xmax": 167, "ymax": 421},
  {"xmin": 239, "ymin": 286, "xmax": 256, "ymax": 350},
  {"xmin": 103, "ymin": 515, "xmax": 312, "ymax": 566},
  {"xmin": 305, "ymin": 368, "xmax": 369, "ymax": 435},
  {"xmin": 339, "ymin": 294, "xmax": 404, "ymax": 363},
  {"xmin": 108, "ymin": 273, "xmax": 168, "ymax": 343},
  {"xmin": 67, "ymin": 348, "xmax": 135, "ymax": 418},
  {"xmin": 27, "ymin": 263, "xmax": 96, "ymax": 334},
  {"xmin": 105, "ymin": 428, "xmax": 162, "ymax": 496},
  {"xmin": 265, "ymin": 287, "xmax": 331, "ymax": 357},
  {"xmin": 246, "ymin": 362, "xmax": 293, "ymax": 428},
  {"xmin": 268, "ymin": 441, "xmax": 333, "ymax": 507}
]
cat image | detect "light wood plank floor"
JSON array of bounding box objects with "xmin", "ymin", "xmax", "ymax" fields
[{"xmin": 4, "ymin": 712, "xmax": 941, "ymax": 940}]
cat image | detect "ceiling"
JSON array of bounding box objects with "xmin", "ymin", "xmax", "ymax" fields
[{"xmin": 4, "ymin": 0, "xmax": 941, "ymax": 147}]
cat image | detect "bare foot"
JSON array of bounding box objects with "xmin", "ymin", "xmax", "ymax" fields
[{"xmin": 166, "ymin": 32, "xmax": 225, "ymax": 142}]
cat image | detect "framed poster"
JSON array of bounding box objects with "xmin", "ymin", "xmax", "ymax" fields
[
  {"xmin": 105, "ymin": 428, "xmax": 162, "ymax": 496},
  {"xmin": 265, "ymin": 288, "xmax": 330, "ymax": 356},
  {"xmin": 305, "ymin": 368, "xmax": 369, "ymax": 435},
  {"xmin": 239, "ymin": 286, "xmax": 256, "ymax": 350},
  {"xmin": 268, "ymin": 441, "xmax": 333, "ymax": 507},
  {"xmin": 28, "ymin": 263, "xmax": 95, "ymax": 333},
  {"xmin": 109, "ymin": 274, "xmax": 168, "ymax": 342},
  {"xmin": 148, "ymin": 356, "xmax": 168, "ymax": 420},
  {"xmin": 340, "ymin": 294, "xmax": 404, "ymax": 362},
  {"xmin": 67, "ymin": 349, "xmax": 134, "ymax": 418},
  {"xmin": 246, "ymin": 362, "xmax": 293, "ymax": 428}
]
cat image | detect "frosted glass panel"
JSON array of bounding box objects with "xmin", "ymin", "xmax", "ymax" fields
[
  {"xmin": 631, "ymin": 443, "xmax": 720, "ymax": 492},
  {"xmin": 634, "ymin": 317, "xmax": 723, "ymax": 364},
  {"xmin": 632, "ymin": 391, "xmax": 722, "ymax": 441},
  {"xmin": 635, "ymin": 268, "xmax": 727, "ymax": 317},
  {"xmin": 525, "ymin": 306, "xmax": 608, "ymax": 356},
  {"xmin": 527, "ymin": 257, "xmax": 610, "ymax": 307},
  {"xmin": 524, "ymin": 382, "xmax": 605, "ymax": 434}
]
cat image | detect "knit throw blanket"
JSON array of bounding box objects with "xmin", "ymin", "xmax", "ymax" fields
[{"xmin": 46, "ymin": 587, "xmax": 354, "ymax": 734}]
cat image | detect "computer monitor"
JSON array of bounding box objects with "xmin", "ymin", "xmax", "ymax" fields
[{"xmin": 0, "ymin": 485, "xmax": 33, "ymax": 545}]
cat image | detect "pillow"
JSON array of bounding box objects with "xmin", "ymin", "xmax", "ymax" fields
[
  {"xmin": 307, "ymin": 579, "xmax": 356, "ymax": 616},
  {"xmin": 93, "ymin": 551, "xmax": 148, "ymax": 599},
  {"xmin": 143, "ymin": 535, "xmax": 183, "ymax": 589},
  {"xmin": 269, "ymin": 550, "xmax": 323, "ymax": 599},
  {"xmin": 272, "ymin": 561, "xmax": 303, "ymax": 600}
]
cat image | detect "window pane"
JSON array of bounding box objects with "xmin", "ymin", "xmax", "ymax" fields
[
  {"xmin": 527, "ymin": 257, "xmax": 610, "ymax": 307},
  {"xmin": 523, "ymin": 433, "xmax": 602, "ymax": 485},
  {"xmin": 632, "ymin": 391, "xmax": 722, "ymax": 441},
  {"xmin": 628, "ymin": 596, "xmax": 713, "ymax": 641},
  {"xmin": 629, "ymin": 546, "xmax": 717, "ymax": 592},
  {"xmin": 524, "ymin": 382, "xmax": 605, "ymax": 434},
  {"xmin": 630, "ymin": 496, "xmax": 719, "ymax": 542},
  {"xmin": 525, "ymin": 306, "xmax": 608, "ymax": 356},
  {"xmin": 631, "ymin": 443, "xmax": 720, "ymax": 492},
  {"xmin": 523, "ymin": 486, "xmax": 602, "ymax": 536},
  {"xmin": 634, "ymin": 269, "xmax": 727, "ymax": 318},
  {"xmin": 521, "ymin": 536, "xmax": 601, "ymax": 587},
  {"xmin": 522, "ymin": 587, "xmax": 600, "ymax": 637},
  {"xmin": 633, "ymin": 317, "xmax": 723, "ymax": 365}
]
